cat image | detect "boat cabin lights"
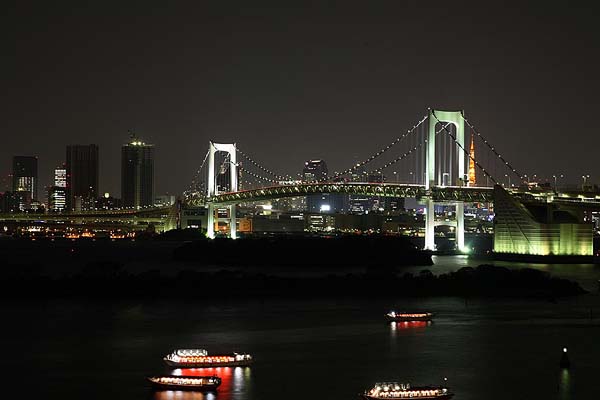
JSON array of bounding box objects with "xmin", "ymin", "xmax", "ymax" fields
[
  {"xmin": 154, "ymin": 376, "xmax": 218, "ymax": 384},
  {"xmin": 373, "ymin": 382, "xmax": 411, "ymax": 391},
  {"xmin": 387, "ymin": 312, "xmax": 431, "ymax": 318},
  {"xmin": 175, "ymin": 349, "xmax": 208, "ymax": 357}
]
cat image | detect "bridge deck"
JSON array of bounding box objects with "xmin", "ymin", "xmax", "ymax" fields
[{"xmin": 207, "ymin": 183, "xmax": 495, "ymax": 204}]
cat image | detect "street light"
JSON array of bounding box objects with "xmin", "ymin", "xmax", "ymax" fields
[
  {"xmin": 393, "ymin": 171, "xmax": 398, "ymax": 183},
  {"xmin": 553, "ymin": 174, "xmax": 564, "ymax": 192},
  {"xmin": 409, "ymin": 171, "xmax": 414, "ymax": 184},
  {"xmin": 582, "ymin": 174, "xmax": 590, "ymax": 189}
]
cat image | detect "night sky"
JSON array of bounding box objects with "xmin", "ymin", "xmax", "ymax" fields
[{"xmin": 4, "ymin": 2, "xmax": 599, "ymax": 197}]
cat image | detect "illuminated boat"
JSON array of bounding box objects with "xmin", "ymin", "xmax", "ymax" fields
[
  {"xmin": 385, "ymin": 311, "xmax": 433, "ymax": 322},
  {"xmin": 163, "ymin": 349, "xmax": 253, "ymax": 368},
  {"xmin": 147, "ymin": 375, "xmax": 221, "ymax": 391},
  {"xmin": 362, "ymin": 382, "xmax": 453, "ymax": 399}
]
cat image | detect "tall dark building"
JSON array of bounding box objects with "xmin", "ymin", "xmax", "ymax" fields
[
  {"xmin": 302, "ymin": 160, "xmax": 347, "ymax": 213},
  {"xmin": 66, "ymin": 145, "xmax": 99, "ymax": 211},
  {"xmin": 121, "ymin": 135, "xmax": 154, "ymax": 208},
  {"xmin": 302, "ymin": 160, "xmax": 328, "ymax": 182},
  {"xmin": 12, "ymin": 156, "xmax": 38, "ymax": 202}
]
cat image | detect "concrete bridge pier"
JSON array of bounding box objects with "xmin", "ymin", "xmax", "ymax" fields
[
  {"xmin": 425, "ymin": 199, "xmax": 435, "ymax": 250},
  {"xmin": 424, "ymin": 199, "xmax": 465, "ymax": 252},
  {"xmin": 207, "ymin": 203, "xmax": 215, "ymax": 239}
]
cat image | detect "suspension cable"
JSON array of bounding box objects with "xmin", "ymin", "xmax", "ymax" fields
[
  {"xmin": 237, "ymin": 166, "xmax": 279, "ymax": 184},
  {"xmin": 236, "ymin": 147, "xmax": 294, "ymax": 181},
  {"xmin": 188, "ymin": 149, "xmax": 211, "ymax": 193},
  {"xmin": 460, "ymin": 112, "xmax": 525, "ymax": 181},
  {"xmin": 327, "ymin": 112, "xmax": 430, "ymax": 181},
  {"xmin": 367, "ymin": 122, "xmax": 451, "ymax": 175}
]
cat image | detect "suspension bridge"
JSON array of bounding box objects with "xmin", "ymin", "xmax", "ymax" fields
[{"xmin": 187, "ymin": 108, "xmax": 598, "ymax": 257}]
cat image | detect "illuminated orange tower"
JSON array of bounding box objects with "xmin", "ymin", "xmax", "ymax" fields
[{"xmin": 468, "ymin": 132, "xmax": 476, "ymax": 186}]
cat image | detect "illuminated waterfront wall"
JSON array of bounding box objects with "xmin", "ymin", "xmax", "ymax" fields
[{"xmin": 493, "ymin": 186, "xmax": 593, "ymax": 256}]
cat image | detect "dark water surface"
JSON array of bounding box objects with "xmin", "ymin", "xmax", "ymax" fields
[{"xmin": 6, "ymin": 257, "xmax": 600, "ymax": 400}]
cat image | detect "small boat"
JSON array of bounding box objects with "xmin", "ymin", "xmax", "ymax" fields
[
  {"xmin": 362, "ymin": 382, "xmax": 453, "ymax": 399},
  {"xmin": 147, "ymin": 375, "xmax": 221, "ymax": 391},
  {"xmin": 163, "ymin": 348, "xmax": 253, "ymax": 368},
  {"xmin": 385, "ymin": 311, "xmax": 433, "ymax": 322}
]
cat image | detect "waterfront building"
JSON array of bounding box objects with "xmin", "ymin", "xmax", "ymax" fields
[
  {"xmin": 48, "ymin": 186, "xmax": 67, "ymax": 212},
  {"xmin": 303, "ymin": 160, "xmax": 332, "ymax": 213},
  {"xmin": 54, "ymin": 165, "xmax": 67, "ymax": 188},
  {"xmin": 66, "ymin": 144, "xmax": 99, "ymax": 211},
  {"xmin": 12, "ymin": 156, "xmax": 38, "ymax": 205},
  {"xmin": 121, "ymin": 134, "xmax": 154, "ymax": 208},
  {"xmin": 493, "ymin": 185, "xmax": 592, "ymax": 257}
]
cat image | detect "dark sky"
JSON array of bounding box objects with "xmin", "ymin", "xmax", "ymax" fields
[{"xmin": 4, "ymin": 2, "xmax": 599, "ymax": 197}]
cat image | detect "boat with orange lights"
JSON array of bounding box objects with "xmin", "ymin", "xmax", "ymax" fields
[
  {"xmin": 385, "ymin": 311, "xmax": 433, "ymax": 322},
  {"xmin": 163, "ymin": 349, "xmax": 253, "ymax": 368},
  {"xmin": 147, "ymin": 375, "xmax": 221, "ymax": 391},
  {"xmin": 362, "ymin": 382, "xmax": 453, "ymax": 399}
]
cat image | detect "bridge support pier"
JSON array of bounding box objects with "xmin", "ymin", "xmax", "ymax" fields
[
  {"xmin": 230, "ymin": 204, "xmax": 237, "ymax": 239},
  {"xmin": 423, "ymin": 109, "xmax": 467, "ymax": 253},
  {"xmin": 206, "ymin": 142, "xmax": 238, "ymax": 239},
  {"xmin": 456, "ymin": 202, "xmax": 465, "ymax": 252},
  {"xmin": 425, "ymin": 199, "xmax": 435, "ymax": 251},
  {"xmin": 424, "ymin": 200, "xmax": 465, "ymax": 252},
  {"xmin": 207, "ymin": 204, "xmax": 215, "ymax": 239}
]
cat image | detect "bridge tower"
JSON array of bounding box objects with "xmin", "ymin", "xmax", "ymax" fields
[
  {"xmin": 206, "ymin": 142, "xmax": 238, "ymax": 239},
  {"xmin": 425, "ymin": 110, "xmax": 466, "ymax": 252}
]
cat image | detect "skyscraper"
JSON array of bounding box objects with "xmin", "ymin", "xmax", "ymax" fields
[
  {"xmin": 54, "ymin": 165, "xmax": 67, "ymax": 188},
  {"xmin": 12, "ymin": 156, "xmax": 38, "ymax": 201},
  {"xmin": 66, "ymin": 145, "xmax": 99, "ymax": 211},
  {"xmin": 301, "ymin": 160, "xmax": 347, "ymax": 213},
  {"xmin": 302, "ymin": 160, "xmax": 328, "ymax": 182},
  {"xmin": 48, "ymin": 165, "xmax": 67, "ymax": 212},
  {"xmin": 121, "ymin": 134, "xmax": 154, "ymax": 208}
]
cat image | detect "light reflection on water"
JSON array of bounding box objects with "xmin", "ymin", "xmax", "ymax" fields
[
  {"xmin": 156, "ymin": 367, "xmax": 251, "ymax": 400},
  {"xmin": 152, "ymin": 391, "xmax": 217, "ymax": 400},
  {"xmin": 558, "ymin": 369, "xmax": 571, "ymax": 400},
  {"xmin": 7, "ymin": 255, "xmax": 600, "ymax": 400},
  {"xmin": 389, "ymin": 321, "xmax": 431, "ymax": 338}
]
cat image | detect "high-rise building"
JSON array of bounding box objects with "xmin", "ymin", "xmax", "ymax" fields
[
  {"xmin": 66, "ymin": 145, "xmax": 99, "ymax": 211},
  {"xmin": 48, "ymin": 165, "xmax": 68, "ymax": 212},
  {"xmin": 12, "ymin": 156, "xmax": 38, "ymax": 202},
  {"xmin": 301, "ymin": 160, "xmax": 348, "ymax": 213},
  {"xmin": 54, "ymin": 165, "xmax": 67, "ymax": 188},
  {"xmin": 48, "ymin": 187, "xmax": 67, "ymax": 212},
  {"xmin": 302, "ymin": 160, "xmax": 328, "ymax": 182},
  {"xmin": 121, "ymin": 135, "xmax": 154, "ymax": 208}
]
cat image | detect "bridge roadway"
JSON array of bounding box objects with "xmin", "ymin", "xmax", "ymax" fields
[
  {"xmin": 207, "ymin": 182, "xmax": 600, "ymax": 209},
  {"xmin": 207, "ymin": 182, "xmax": 495, "ymax": 204},
  {"xmin": 0, "ymin": 206, "xmax": 174, "ymax": 231}
]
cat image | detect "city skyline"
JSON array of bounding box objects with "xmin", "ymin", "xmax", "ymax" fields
[{"xmin": 4, "ymin": 4, "xmax": 600, "ymax": 196}]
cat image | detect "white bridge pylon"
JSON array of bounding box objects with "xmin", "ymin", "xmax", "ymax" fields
[
  {"xmin": 207, "ymin": 142, "xmax": 238, "ymax": 239},
  {"xmin": 425, "ymin": 109, "xmax": 466, "ymax": 252}
]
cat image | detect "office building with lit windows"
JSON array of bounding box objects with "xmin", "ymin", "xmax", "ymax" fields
[{"xmin": 12, "ymin": 156, "xmax": 38, "ymax": 203}]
